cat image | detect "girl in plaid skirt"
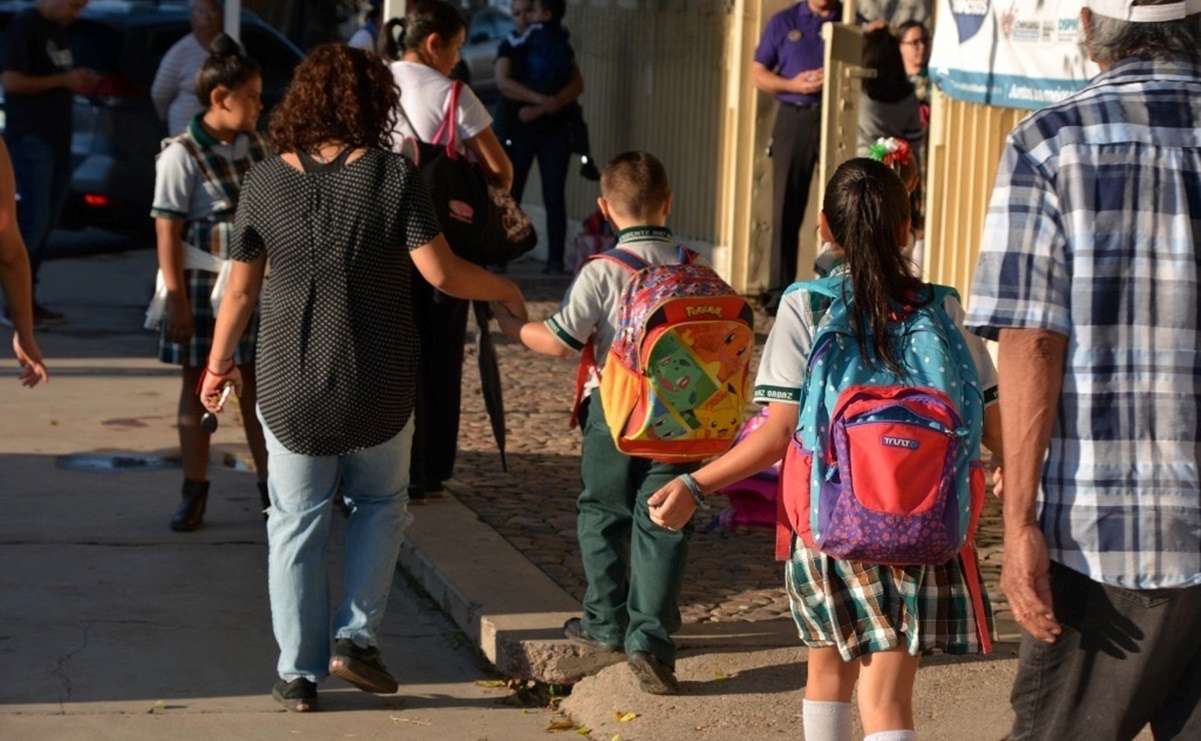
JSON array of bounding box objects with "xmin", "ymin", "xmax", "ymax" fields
[
  {"xmin": 648, "ymin": 159, "xmax": 1003, "ymax": 740},
  {"xmin": 149, "ymin": 34, "xmax": 271, "ymax": 532}
]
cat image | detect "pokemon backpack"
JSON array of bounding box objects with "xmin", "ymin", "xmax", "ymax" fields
[{"xmin": 571, "ymin": 246, "xmax": 755, "ymax": 462}]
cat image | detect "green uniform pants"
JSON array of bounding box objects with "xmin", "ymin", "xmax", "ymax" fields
[{"xmin": 577, "ymin": 392, "xmax": 699, "ymax": 666}]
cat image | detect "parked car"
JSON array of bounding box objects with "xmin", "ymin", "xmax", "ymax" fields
[
  {"xmin": 0, "ymin": 0, "xmax": 302, "ymax": 236},
  {"xmin": 459, "ymin": 6, "xmax": 512, "ymax": 103}
]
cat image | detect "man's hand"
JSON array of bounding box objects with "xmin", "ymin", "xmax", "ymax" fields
[
  {"xmin": 789, "ymin": 68, "xmax": 824, "ymax": 95},
  {"xmin": 12, "ymin": 332, "xmax": 48, "ymax": 387},
  {"xmin": 66, "ymin": 67, "xmax": 101, "ymax": 91},
  {"xmin": 646, "ymin": 478, "xmax": 697, "ymax": 532},
  {"xmin": 1001, "ymin": 524, "xmax": 1061, "ymax": 643}
]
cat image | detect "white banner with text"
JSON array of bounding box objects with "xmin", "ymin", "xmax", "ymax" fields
[{"xmin": 929, "ymin": 0, "xmax": 1099, "ymax": 110}]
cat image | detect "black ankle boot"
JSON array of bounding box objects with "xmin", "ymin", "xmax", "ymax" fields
[
  {"xmin": 170, "ymin": 479, "xmax": 209, "ymax": 532},
  {"xmin": 257, "ymin": 481, "xmax": 270, "ymax": 521}
]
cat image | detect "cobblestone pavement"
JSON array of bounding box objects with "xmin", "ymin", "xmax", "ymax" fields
[{"xmin": 443, "ymin": 259, "xmax": 1015, "ymax": 639}]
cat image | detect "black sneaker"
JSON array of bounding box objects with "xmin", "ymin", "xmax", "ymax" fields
[
  {"xmin": 272, "ymin": 677, "xmax": 318, "ymax": 712},
  {"xmin": 628, "ymin": 650, "xmax": 679, "ymax": 695},
  {"xmin": 329, "ymin": 638, "xmax": 398, "ymax": 694},
  {"xmin": 563, "ymin": 617, "xmax": 622, "ymax": 653},
  {"xmin": 579, "ymin": 158, "xmax": 601, "ymax": 181}
]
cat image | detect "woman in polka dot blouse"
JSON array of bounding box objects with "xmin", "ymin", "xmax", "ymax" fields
[{"xmin": 199, "ymin": 44, "xmax": 527, "ymax": 713}]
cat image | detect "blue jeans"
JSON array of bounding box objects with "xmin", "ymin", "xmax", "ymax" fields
[
  {"xmin": 9, "ymin": 134, "xmax": 73, "ymax": 286},
  {"xmin": 259, "ymin": 408, "xmax": 414, "ymax": 682}
]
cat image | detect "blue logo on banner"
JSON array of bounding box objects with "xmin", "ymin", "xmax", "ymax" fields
[{"xmin": 950, "ymin": 0, "xmax": 990, "ymax": 43}]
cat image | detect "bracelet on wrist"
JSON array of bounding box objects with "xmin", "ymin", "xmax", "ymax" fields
[
  {"xmin": 206, "ymin": 356, "xmax": 235, "ymax": 375},
  {"xmin": 678, "ymin": 473, "xmax": 711, "ymax": 511}
]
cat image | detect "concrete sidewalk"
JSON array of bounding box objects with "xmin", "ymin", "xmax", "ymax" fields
[{"xmin": 0, "ymin": 246, "xmax": 1125, "ymax": 740}]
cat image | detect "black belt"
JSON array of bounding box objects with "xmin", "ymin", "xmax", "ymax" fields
[{"xmin": 780, "ymin": 100, "xmax": 821, "ymax": 109}]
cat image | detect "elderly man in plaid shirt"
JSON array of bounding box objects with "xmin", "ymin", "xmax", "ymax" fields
[{"xmin": 967, "ymin": 0, "xmax": 1201, "ymax": 737}]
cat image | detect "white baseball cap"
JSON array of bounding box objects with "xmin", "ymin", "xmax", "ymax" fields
[{"xmin": 1086, "ymin": 0, "xmax": 1201, "ymax": 21}]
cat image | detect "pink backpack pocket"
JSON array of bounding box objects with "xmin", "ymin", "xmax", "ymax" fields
[{"xmin": 814, "ymin": 385, "xmax": 968, "ymax": 566}]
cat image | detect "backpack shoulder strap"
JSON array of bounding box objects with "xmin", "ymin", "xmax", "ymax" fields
[
  {"xmin": 431, "ymin": 80, "xmax": 463, "ymax": 157},
  {"xmin": 929, "ymin": 284, "xmax": 962, "ymax": 306},
  {"xmin": 678, "ymin": 244, "xmax": 701, "ymax": 264},
  {"xmin": 587, "ymin": 247, "xmax": 649, "ymax": 273},
  {"xmin": 569, "ymin": 339, "xmax": 597, "ymax": 429},
  {"xmin": 174, "ymin": 129, "xmax": 241, "ymax": 209}
]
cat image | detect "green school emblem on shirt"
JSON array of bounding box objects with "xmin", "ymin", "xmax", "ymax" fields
[{"xmin": 788, "ymin": 29, "xmax": 803, "ymax": 42}]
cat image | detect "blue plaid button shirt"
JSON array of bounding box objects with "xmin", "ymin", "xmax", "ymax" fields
[{"xmin": 966, "ymin": 54, "xmax": 1201, "ymax": 591}]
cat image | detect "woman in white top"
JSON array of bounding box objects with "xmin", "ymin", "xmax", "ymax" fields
[
  {"xmin": 151, "ymin": 0, "xmax": 224, "ymax": 136},
  {"xmin": 379, "ymin": 0, "xmax": 513, "ymax": 501}
]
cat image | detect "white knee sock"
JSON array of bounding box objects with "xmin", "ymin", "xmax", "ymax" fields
[
  {"xmin": 864, "ymin": 730, "xmax": 916, "ymax": 741},
  {"xmin": 802, "ymin": 699, "xmax": 852, "ymax": 741}
]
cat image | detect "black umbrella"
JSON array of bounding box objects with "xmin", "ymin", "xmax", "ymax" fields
[{"xmin": 472, "ymin": 301, "xmax": 508, "ymax": 472}]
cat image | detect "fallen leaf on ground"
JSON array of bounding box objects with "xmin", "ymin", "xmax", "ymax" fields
[
  {"xmin": 545, "ymin": 718, "xmax": 576, "ymax": 732},
  {"xmin": 714, "ymin": 668, "xmax": 731, "ymax": 680},
  {"xmin": 613, "ymin": 711, "xmax": 639, "ymax": 722},
  {"xmin": 475, "ymin": 679, "xmax": 508, "ymax": 689},
  {"xmin": 389, "ymin": 716, "xmax": 433, "ymax": 726}
]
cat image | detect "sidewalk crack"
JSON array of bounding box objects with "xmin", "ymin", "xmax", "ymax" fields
[{"xmin": 52, "ymin": 621, "xmax": 94, "ymax": 709}]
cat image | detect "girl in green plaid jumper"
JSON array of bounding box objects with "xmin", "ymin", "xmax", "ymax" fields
[
  {"xmin": 149, "ymin": 35, "xmax": 270, "ymax": 532},
  {"xmin": 648, "ymin": 159, "xmax": 1003, "ymax": 741}
]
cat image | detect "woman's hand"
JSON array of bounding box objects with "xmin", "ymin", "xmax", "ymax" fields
[
  {"xmin": 495, "ymin": 283, "xmax": 528, "ymax": 324},
  {"xmin": 647, "ymin": 477, "xmax": 698, "ymax": 532},
  {"xmin": 11, "ymin": 331, "xmax": 48, "ymax": 387},
  {"xmin": 164, "ymin": 291, "xmax": 194, "ymax": 344},
  {"xmin": 200, "ymin": 364, "xmax": 242, "ymax": 413},
  {"xmin": 490, "ymin": 300, "xmax": 525, "ymax": 341}
]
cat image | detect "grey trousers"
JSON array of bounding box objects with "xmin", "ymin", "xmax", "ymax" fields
[{"xmin": 1010, "ymin": 561, "xmax": 1201, "ymax": 740}]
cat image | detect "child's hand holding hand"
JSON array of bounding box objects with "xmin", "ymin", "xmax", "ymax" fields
[
  {"xmin": 490, "ymin": 301, "xmax": 524, "ymax": 342},
  {"xmin": 647, "ymin": 478, "xmax": 697, "ymax": 532}
]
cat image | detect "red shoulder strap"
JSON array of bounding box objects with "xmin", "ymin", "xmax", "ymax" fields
[
  {"xmin": 959, "ymin": 543, "xmax": 993, "ymax": 654},
  {"xmin": 569, "ymin": 340, "xmax": 597, "ymax": 429}
]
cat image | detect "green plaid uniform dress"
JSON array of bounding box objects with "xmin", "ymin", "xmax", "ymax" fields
[
  {"xmin": 760, "ymin": 264, "xmax": 996, "ymax": 661},
  {"xmin": 150, "ymin": 117, "xmax": 270, "ymax": 367}
]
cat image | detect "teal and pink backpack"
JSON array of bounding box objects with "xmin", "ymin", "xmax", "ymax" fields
[
  {"xmin": 777, "ymin": 276, "xmax": 991, "ymax": 650},
  {"xmin": 571, "ymin": 246, "xmax": 755, "ymax": 462}
]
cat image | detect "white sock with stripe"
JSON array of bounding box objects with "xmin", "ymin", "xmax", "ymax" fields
[
  {"xmin": 864, "ymin": 730, "xmax": 917, "ymax": 741},
  {"xmin": 802, "ymin": 699, "xmax": 852, "ymax": 741}
]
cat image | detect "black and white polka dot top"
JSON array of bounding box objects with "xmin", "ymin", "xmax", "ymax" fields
[{"xmin": 231, "ymin": 148, "xmax": 442, "ymax": 456}]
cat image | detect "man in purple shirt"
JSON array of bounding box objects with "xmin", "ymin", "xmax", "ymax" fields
[{"xmin": 752, "ymin": 0, "xmax": 841, "ymax": 313}]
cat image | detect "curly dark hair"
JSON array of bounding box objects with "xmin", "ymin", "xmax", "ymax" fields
[{"xmin": 269, "ymin": 44, "xmax": 398, "ymax": 154}]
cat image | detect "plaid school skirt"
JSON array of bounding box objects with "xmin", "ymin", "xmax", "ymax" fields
[
  {"xmin": 785, "ymin": 537, "xmax": 994, "ymax": 662},
  {"xmin": 158, "ymin": 268, "xmax": 258, "ymax": 368}
]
